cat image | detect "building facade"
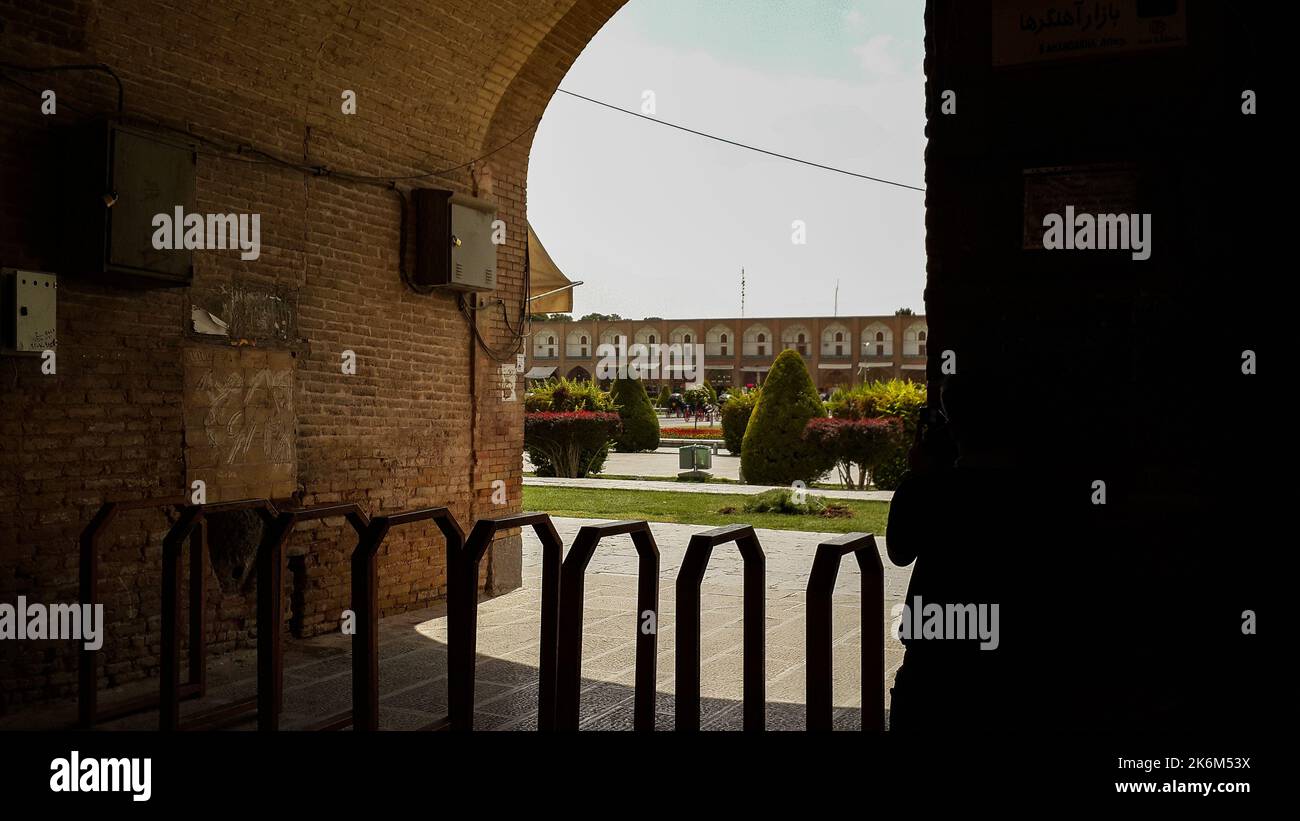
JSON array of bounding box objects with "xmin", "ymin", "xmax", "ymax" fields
[{"xmin": 525, "ymin": 314, "xmax": 929, "ymax": 392}]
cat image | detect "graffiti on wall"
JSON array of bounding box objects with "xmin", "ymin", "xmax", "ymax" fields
[{"xmin": 183, "ymin": 348, "xmax": 297, "ymax": 502}]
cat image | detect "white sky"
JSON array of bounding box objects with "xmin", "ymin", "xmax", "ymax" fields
[{"xmin": 526, "ymin": 0, "xmax": 927, "ymax": 320}]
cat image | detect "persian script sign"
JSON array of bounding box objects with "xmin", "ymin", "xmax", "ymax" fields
[{"xmin": 994, "ymin": 0, "xmax": 1187, "ymax": 67}]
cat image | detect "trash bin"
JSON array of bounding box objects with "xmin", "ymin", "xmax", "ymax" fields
[{"xmin": 678, "ymin": 444, "xmax": 712, "ymax": 471}]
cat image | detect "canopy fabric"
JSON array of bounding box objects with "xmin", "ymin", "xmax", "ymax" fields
[
  {"xmin": 524, "ymin": 366, "xmax": 557, "ymax": 379},
  {"xmin": 527, "ymin": 223, "xmax": 577, "ymax": 313}
]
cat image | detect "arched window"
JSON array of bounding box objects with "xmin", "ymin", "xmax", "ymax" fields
[
  {"xmin": 648, "ymin": 334, "xmax": 656, "ymax": 345},
  {"xmin": 903, "ymin": 324, "xmax": 928, "ymax": 356},
  {"xmin": 743, "ymin": 325, "xmax": 772, "ymax": 357},
  {"xmin": 720, "ymin": 333, "xmax": 727, "ymax": 343},
  {"xmin": 548, "ymin": 336, "xmax": 555, "ymax": 345},
  {"xmin": 684, "ymin": 334, "xmax": 691, "ymax": 344}
]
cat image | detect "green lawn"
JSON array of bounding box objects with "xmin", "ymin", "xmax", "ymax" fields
[{"xmin": 522, "ymin": 485, "xmax": 890, "ymax": 535}]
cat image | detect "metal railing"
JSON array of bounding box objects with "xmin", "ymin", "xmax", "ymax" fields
[
  {"xmin": 555, "ymin": 520, "xmax": 660, "ymax": 731},
  {"xmin": 453, "ymin": 513, "xmax": 564, "ymax": 731},
  {"xmin": 350, "ymin": 506, "xmax": 463, "ymax": 732},
  {"xmin": 675, "ymin": 524, "xmax": 766, "ymax": 731},
  {"xmin": 261, "ymin": 502, "xmax": 371, "ymax": 731},
  {"xmin": 79, "ymin": 501, "xmax": 889, "ymax": 732},
  {"xmin": 78, "ymin": 496, "xmax": 190, "ymax": 728},
  {"xmin": 159, "ymin": 499, "xmax": 280, "ymax": 731},
  {"xmin": 805, "ymin": 532, "xmax": 884, "ymax": 732}
]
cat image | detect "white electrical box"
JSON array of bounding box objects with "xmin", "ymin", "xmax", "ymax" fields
[
  {"xmin": 450, "ymin": 196, "xmax": 498, "ymax": 292},
  {"xmin": 2, "ymin": 269, "xmax": 57, "ymax": 353},
  {"xmin": 412, "ymin": 189, "xmax": 498, "ymax": 292}
]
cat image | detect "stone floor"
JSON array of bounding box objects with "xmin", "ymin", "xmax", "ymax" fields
[{"xmin": 7, "ymin": 518, "xmax": 911, "ymax": 731}]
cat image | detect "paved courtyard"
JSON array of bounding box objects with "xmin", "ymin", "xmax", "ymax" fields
[
  {"xmin": 7, "ymin": 518, "xmax": 910, "ymax": 731},
  {"xmin": 525, "ymin": 474, "xmax": 893, "ymax": 502},
  {"xmin": 527, "ymin": 446, "xmax": 745, "ymax": 481}
]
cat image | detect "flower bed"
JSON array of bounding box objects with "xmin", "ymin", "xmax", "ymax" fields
[{"xmin": 660, "ymin": 426, "xmax": 723, "ymax": 440}]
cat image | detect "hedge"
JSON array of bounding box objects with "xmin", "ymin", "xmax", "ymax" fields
[
  {"xmin": 824, "ymin": 379, "xmax": 927, "ymax": 490},
  {"xmin": 524, "ymin": 378, "xmax": 616, "ymax": 476},
  {"xmin": 524, "ymin": 411, "xmax": 621, "ymax": 478},
  {"xmin": 803, "ymin": 416, "xmax": 903, "ymax": 489}
]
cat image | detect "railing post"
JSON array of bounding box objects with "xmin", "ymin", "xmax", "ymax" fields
[
  {"xmin": 257, "ymin": 510, "xmax": 293, "ymax": 731},
  {"xmin": 675, "ymin": 524, "xmax": 765, "ymax": 731},
  {"xmin": 160, "ymin": 506, "xmax": 201, "ymax": 731},
  {"xmin": 78, "ymin": 502, "xmax": 116, "ymax": 729},
  {"xmin": 454, "ymin": 513, "xmax": 563, "ymax": 731},
  {"xmin": 188, "ymin": 520, "xmax": 207, "ymax": 703},
  {"xmin": 78, "ymin": 496, "xmax": 189, "ymax": 729},
  {"xmin": 348, "ymin": 506, "xmax": 460, "ymax": 731},
  {"xmin": 805, "ymin": 532, "xmax": 884, "ymax": 732},
  {"xmin": 351, "ymin": 518, "xmax": 389, "ymax": 732},
  {"xmin": 555, "ymin": 521, "xmax": 660, "ymax": 731}
]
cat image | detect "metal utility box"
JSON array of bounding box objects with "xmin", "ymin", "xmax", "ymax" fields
[
  {"xmin": 2, "ymin": 269, "xmax": 57, "ymax": 352},
  {"xmin": 413, "ymin": 188, "xmax": 498, "ymax": 292},
  {"xmin": 55, "ymin": 120, "xmax": 197, "ymax": 287}
]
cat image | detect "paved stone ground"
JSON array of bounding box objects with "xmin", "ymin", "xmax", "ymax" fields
[
  {"xmin": 525, "ymin": 474, "xmax": 893, "ymax": 502},
  {"xmin": 5, "ymin": 518, "xmax": 910, "ymax": 731},
  {"xmin": 528, "ymin": 446, "xmax": 745, "ymax": 480}
]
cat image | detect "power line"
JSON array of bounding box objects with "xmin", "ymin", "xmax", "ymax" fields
[{"xmin": 555, "ymin": 88, "xmax": 925, "ymax": 193}]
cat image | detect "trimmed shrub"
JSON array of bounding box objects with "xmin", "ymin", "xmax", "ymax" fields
[
  {"xmin": 720, "ymin": 390, "xmax": 759, "ymax": 455},
  {"xmin": 825, "ymin": 378, "xmax": 927, "ymax": 421},
  {"xmin": 656, "ymin": 386, "xmax": 671, "ymax": 408},
  {"xmin": 610, "ymin": 378, "xmax": 660, "ymax": 452},
  {"xmin": 524, "ymin": 377, "xmax": 615, "ymax": 476},
  {"xmin": 740, "ymin": 349, "xmax": 826, "ymax": 485},
  {"xmin": 803, "ymin": 416, "xmax": 903, "ymax": 489},
  {"xmin": 524, "ymin": 411, "xmax": 621, "ymax": 478},
  {"xmin": 525, "ymin": 376, "xmax": 610, "ymax": 413},
  {"xmin": 737, "ymin": 488, "xmax": 850, "ymax": 518},
  {"xmin": 741, "ymin": 488, "xmax": 827, "ymax": 515},
  {"xmin": 825, "ymin": 379, "xmax": 927, "ymax": 490}
]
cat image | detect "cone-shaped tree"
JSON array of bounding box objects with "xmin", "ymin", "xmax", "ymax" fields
[
  {"xmin": 740, "ymin": 349, "xmax": 826, "ymax": 484},
  {"xmin": 611, "ymin": 378, "xmax": 661, "ymax": 452}
]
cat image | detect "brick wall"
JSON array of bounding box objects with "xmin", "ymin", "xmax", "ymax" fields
[{"xmin": 0, "ymin": 0, "xmax": 626, "ymax": 709}]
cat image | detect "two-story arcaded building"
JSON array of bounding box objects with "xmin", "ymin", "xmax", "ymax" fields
[{"xmin": 523, "ymin": 314, "xmax": 928, "ymax": 392}]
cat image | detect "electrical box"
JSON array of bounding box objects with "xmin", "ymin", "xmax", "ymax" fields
[
  {"xmin": 55, "ymin": 120, "xmax": 196, "ymax": 287},
  {"xmin": 413, "ymin": 188, "xmax": 498, "ymax": 292},
  {"xmin": 2, "ymin": 269, "xmax": 57, "ymax": 353}
]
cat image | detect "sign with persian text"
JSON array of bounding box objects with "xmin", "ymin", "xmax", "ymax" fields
[{"xmin": 994, "ymin": 0, "xmax": 1187, "ymax": 66}]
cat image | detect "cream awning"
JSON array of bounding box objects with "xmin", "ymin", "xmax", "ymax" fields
[
  {"xmin": 524, "ymin": 366, "xmax": 557, "ymax": 380},
  {"xmin": 528, "ymin": 223, "xmax": 581, "ymax": 313}
]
